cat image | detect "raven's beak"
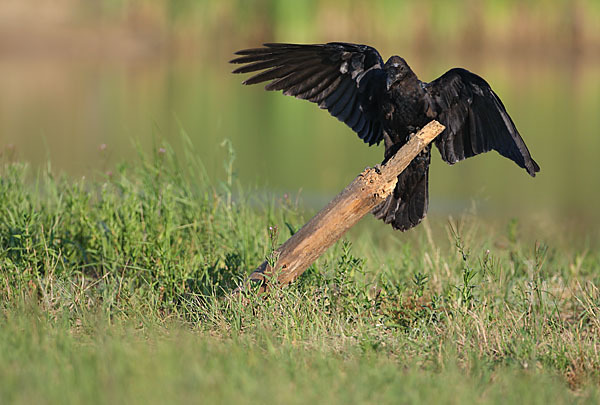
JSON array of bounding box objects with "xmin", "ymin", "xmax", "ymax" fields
[{"xmin": 386, "ymin": 76, "xmax": 395, "ymax": 91}]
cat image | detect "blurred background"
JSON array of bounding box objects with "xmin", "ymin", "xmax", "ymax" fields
[{"xmin": 1, "ymin": 0, "xmax": 599, "ymax": 236}]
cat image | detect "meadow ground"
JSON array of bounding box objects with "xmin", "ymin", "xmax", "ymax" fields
[{"xmin": 1, "ymin": 145, "xmax": 599, "ymax": 404}]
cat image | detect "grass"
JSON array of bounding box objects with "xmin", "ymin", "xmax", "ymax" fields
[{"xmin": 1, "ymin": 142, "xmax": 600, "ymax": 404}]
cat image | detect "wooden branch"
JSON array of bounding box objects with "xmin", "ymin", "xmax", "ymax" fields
[{"xmin": 237, "ymin": 120, "xmax": 445, "ymax": 294}]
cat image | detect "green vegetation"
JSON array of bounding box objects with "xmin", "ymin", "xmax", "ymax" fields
[
  {"xmin": 71, "ymin": 0, "xmax": 600, "ymax": 53},
  {"xmin": 1, "ymin": 146, "xmax": 599, "ymax": 404}
]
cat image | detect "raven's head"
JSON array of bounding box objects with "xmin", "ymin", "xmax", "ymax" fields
[{"xmin": 385, "ymin": 56, "xmax": 415, "ymax": 90}]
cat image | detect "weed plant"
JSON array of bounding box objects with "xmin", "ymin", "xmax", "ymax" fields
[{"xmin": 1, "ymin": 142, "xmax": 599, "ymax": 403}]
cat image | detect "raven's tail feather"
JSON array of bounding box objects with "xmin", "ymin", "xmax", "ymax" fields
[{"xmin": 372, "ymin": 149, "xmax": 430, "ymax": 231}]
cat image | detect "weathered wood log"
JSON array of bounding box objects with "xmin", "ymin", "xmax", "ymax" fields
[{"xmin": 237, "ymin": 120, "xmax": 445, "ymax": 293}]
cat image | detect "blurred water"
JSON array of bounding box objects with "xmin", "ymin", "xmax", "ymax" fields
[{"xmin": 1, "ymin": 2, "xmax": 600, "ymax": 231}]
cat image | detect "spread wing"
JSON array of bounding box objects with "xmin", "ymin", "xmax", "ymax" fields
[
  {"xmin": 230, "ymin": 42, "xmax": 386, "ymax": 145},
  {"xmin": 425, "ymin": 68, "xmax": 540, "ymax": 176}
]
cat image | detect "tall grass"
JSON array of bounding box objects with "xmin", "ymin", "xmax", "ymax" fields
[{"xmin": 1, "ymin": 144, "xmax": 599, "ymax": 403}]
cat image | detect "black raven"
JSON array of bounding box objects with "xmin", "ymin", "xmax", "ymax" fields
[{"xmin": 230, "ymin": 42, "xmax": 540, "ymax": 231}]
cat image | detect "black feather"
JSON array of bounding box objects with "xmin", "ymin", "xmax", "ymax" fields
[
  {"xmin": 231, "ymin": 42, "xmax": 384, "ymax": 146},
  {"xmin": 426, "ymin": 68, "xmax": 539, "ymax": 177},
  {"xmin": 231, "ymin": 43, "xmax": 540, "ymax": 232}
]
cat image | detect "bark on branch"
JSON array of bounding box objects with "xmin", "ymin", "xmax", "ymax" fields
[{"xmin": 236, "ymin": 120, "xmax": 445, "ymax": 294}]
